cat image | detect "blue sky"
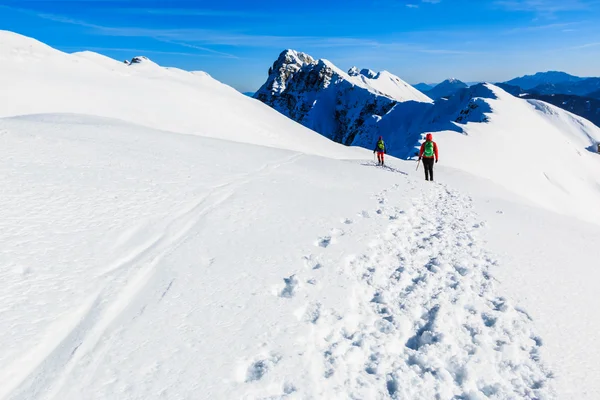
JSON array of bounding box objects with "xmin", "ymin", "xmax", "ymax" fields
[{"xmin": 1, "ymin": 0, "xmax": 600, "ymax": 92}]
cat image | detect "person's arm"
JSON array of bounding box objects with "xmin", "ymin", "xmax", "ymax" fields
[
  {"xmin": 418, "ymin": 143, "xmax": 425, "ymax": 159},
  {"xmin": 434, "ymin": 142, "xmax": 439, "ymax": 161}
]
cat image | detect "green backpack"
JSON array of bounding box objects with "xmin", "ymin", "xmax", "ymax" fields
[
  {"xmin": 424, "ymin": 141, "xmax": 434, "ymax": 157},
  {"xmin": 377, "ymin": 140, "xmax": 385, "ymax": 151}
]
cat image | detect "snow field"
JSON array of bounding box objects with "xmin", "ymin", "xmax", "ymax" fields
[
  {"xmin": 2, "ymin": 29, "xmax": 599, "ymax": 400},
  {"xmin": 238, "ymin": 169, "xmax": 554, "ymax": 399}
]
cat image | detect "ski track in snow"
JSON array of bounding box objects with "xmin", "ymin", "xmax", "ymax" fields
[
  {"xmin": 249, "ymin": 179, "xmax": 555, "ymax": 399},
  {"xmin": 2, "ymin": 153, "xmax": 304, "ymax": 400}
]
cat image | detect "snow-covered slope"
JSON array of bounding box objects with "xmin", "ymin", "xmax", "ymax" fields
[
  {"xmin": 523, "ymin": 93, "xmax": 600, "ymax": 128},
  {"xmin": 2, "ymin": 31, "xmax": 600, "ymax": 400},
  {"xmin": 0, "ymin": 31, "xmax": 358, "ymax": 158},
  {"xmin": 347, "ymin": 67, "xmax": 433, "ymax": 103},
  {"xmin": 254, "ymin": 49, "xmax": 431, "ymax": 146},
  {"xmin": 378, "ymin": 83, "xmax": 600, "ymax": 225},
  {"xmin": 0, "ymin": 114, "xmax": 557, "ymax": 400}
]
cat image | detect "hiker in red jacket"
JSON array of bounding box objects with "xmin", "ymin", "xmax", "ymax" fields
[{"xmin": 418, "ymin": 133, "xmax": 439, "ymax": 181}]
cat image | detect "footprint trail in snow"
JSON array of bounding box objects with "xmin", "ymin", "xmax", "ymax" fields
[{"xmin": 258, "ymin": 181, "xmax": 555, "ymax": 399}]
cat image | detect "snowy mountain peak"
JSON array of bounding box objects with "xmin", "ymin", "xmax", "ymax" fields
[
  {"xmin": 425, "ymin": 78, "xmax": 469, "ymax": 99},
  {"xmin": 413, "ymin": 82, "xmax": 435, "ymax": 92},
  {"xmin": 278, "ymin": 49, "xmax": 315, "ymax": 66},
  {"xmin": 260, "ymin": 49, "xmax": 317, "ymax": 95},
  {"xmin": 128, "ymin": 56, "xmax": 159, "ymax": 66},
  {"xmin": 360, "ymin": 68, "xmax": 378, "ymax": 79},
  {"xmin": 254, "ymin": 50, "xmax": 432, "ymax": 147},
  {"xmin": 348, "ymin": 66, "xmax": 360, "ymax": 76}
]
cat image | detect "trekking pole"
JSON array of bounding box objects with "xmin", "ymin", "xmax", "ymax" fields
[{"xmin": 416, "ymin": 159, "xmax": 421, "ymax": 171}]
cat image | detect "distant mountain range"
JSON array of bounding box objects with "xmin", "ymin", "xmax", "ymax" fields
[
  {"xmin": 424, "ymin": 79, "xmax": 469, "ymax": 100},
  {"xmin": 502, "ymin": 72, "xmax": 600, "ymax": 127},
  {"xmin": 501, "ymin": 71, "xmax": 600, "ymax": 98},
  {"xmin": 413, "ymin": 81, "xmax": 481, "ymax": 95},
  {"xmin": 413, "ymin": 83, "xmax": 435, "ymax": 92},
  {"xmin": 410, "ymin": 72, "xmax": 600, "ymax": 127},
  {"xmin": 505, "ymin": 71, "xmax": 584, "ymax": 90},
  {"xmin": 527, "ymin": 79, "xmax": 600, "ymax": 97}
]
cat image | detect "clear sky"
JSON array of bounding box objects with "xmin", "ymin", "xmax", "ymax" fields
[{"xmin": 1, "ymin": 0, "xmax": 600, "ymax": 92}]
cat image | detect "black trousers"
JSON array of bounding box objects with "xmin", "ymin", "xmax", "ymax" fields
[{"xmin": 422, "ymin": 158, "xmax": 435, "ymax": 181}]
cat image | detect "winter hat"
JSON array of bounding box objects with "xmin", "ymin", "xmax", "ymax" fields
[{"xmin": 426, "ymin": 133, "xmax": 433, "ymax": 141}]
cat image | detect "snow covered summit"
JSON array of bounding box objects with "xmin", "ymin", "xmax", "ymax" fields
[
  {"xmin": 254, "ymin": 49, "xmax": 431, "ymax": 146},
  {"xmin": 0, "ymin": 31, "xmax": 356, "ymax": 157},
  {"xmin": 424, "ymin": 78, "xmax": 469, "ymax": 99}
]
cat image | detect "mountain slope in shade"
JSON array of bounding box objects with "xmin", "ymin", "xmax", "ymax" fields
[{"xmin": 588, "ymin": 89, "xmax": 600, "ymax": 99}]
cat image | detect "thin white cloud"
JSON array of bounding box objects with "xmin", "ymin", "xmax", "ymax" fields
[
  {"xmin": 4, "ymin": 5, "xmax": 485, "ymax": 59},
  {"xmin": 503, "ymin": 21, "xmax": 581, "ymax": 34},
  {"xmin": 63, "ymin": 46, "xmax": 219, "ymax": 57},
  {"xmin": 571, "ymin": 42, "xmax": 600, "ymax": 49},
  {"xmin": 117, "ymin": 8, "xmax": 267, "ymax": 18},
  {"xmin": 494, "ymin": 0, "xmax": 599, "ymax": 15},
  {"xmin": 418, "ymin": 49, "xmax": 485, "ymax": 55},
  {"xmin": 404, "ymin": 0, "xmax": 440, "ymax": 7}
]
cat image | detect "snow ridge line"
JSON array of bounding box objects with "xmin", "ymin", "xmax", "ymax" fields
[
  {"xmin": 3, "ymin": 153, "xmax": 304, "ymax": 400},
  {"xmin": 322, "ymin": 184, "xmax": 555, "ymax": 399}
]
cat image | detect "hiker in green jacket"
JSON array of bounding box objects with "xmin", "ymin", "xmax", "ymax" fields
[
  {"xmin": 418, "ymin": 133, "xmax": 439, "ymax": 181},
  {"xmin": 374, "ymin": 136, "xmax": 386, "ymax": 166}
]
